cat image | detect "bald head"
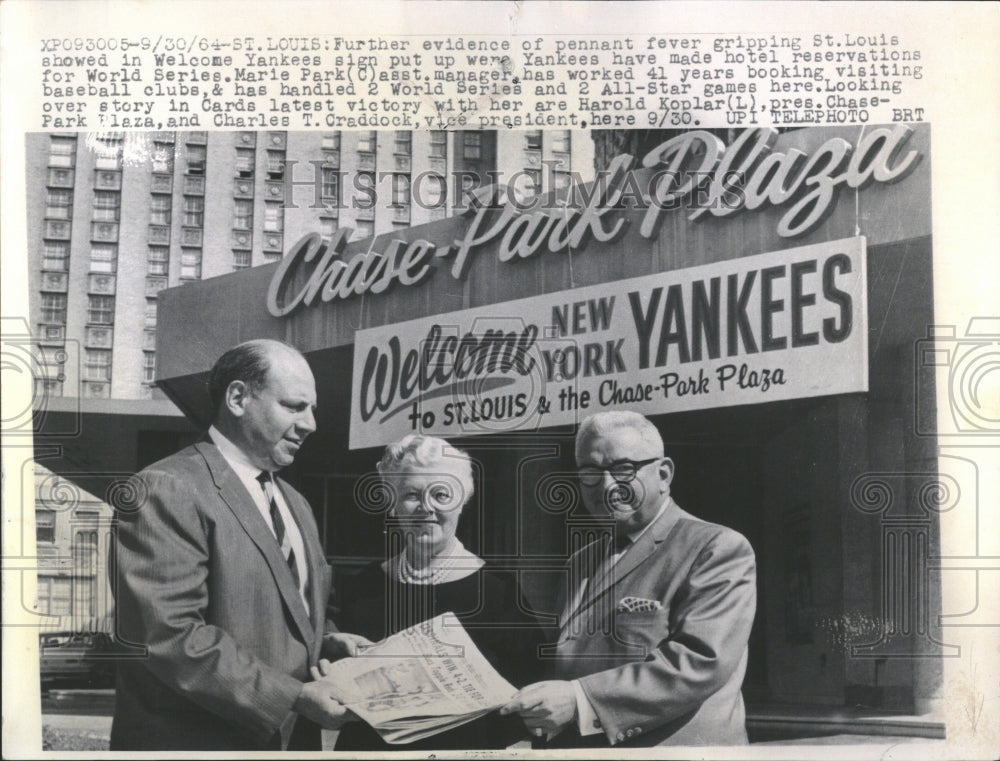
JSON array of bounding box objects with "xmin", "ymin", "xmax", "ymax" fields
[
  {"xmin": 210, "ymin": 339, "xmax": 317, "ymax": 471},
  {"xmin": 208, "ymin": 339, "xmax": 305, "ymax": 419}
]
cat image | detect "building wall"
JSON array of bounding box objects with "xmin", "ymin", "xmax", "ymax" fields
[
  {"xmin": 32, "ymin": 464, "xmax": 115, "ymax": 634},
  {"xmin": 27, "ymin": 130, "xmax": 596, "ymax": 404}
]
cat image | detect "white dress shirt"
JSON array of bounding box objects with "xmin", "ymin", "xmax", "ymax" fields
[
  {"xmin": 208, "ymin": 426, "xmax": 310, "ymax": 614},
  {"xmin": 569, "ymin": 499, "xmax": 671, "ymax": 738}
]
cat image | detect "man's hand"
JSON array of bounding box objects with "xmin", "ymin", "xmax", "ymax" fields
[
  {"xmin": 499, "ymin": 680, "xmax": 577, "ymax": 736},
  {"xmin": 293, "ymin": 680, "xmax": 357, "ymax": 730},
  {"xmin": 321, "ymin": 631, "xmax": 374, "ymax": 660}
]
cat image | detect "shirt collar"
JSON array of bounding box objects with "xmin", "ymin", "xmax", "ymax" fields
[
  {"xmin": 208, "ymin": 425, "xmax": 268, "ymax": 481},
  {"xmin": 627, "ymin": 497, "xmax": 671, "ymax": 543}
]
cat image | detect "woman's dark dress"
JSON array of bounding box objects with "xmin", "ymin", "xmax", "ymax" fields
[{"xmin": 334, "ymin": 562, "xmax": 546, "ymax": 751}]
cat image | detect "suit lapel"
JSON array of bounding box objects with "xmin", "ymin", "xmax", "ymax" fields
[
  {"xmin": 196, "ymin": 441, "xmax": 315, "ymax": 649},
  {"xmin": 558, "ymin": 540, "xmax": 604, "ymax": 630},
  {"xmin": 561, "ymin": 500, "xmax": 682, "ymax": 632}
]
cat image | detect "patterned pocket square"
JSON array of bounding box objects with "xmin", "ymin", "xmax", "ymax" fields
[{"xmin": 616, "ymin": 596, "xmax": 663, "ymax": 613}]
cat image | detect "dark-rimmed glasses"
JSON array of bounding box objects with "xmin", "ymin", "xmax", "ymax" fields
[{"xmin": 577, "ymin": 457, "xmax": 661, "ymax": 486}]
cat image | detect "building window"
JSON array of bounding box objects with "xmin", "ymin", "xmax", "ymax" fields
[
  {"xmin": 525, "ymin": 168, "xmax": 542, "ymax": 196},
  {"xmin": 429, "ymin": 130, "xmax": 447, "ymax": 158},
  {"xmin": 235, "ymin": 148, "xmax": 255, "ymax": 177},
  {"xmin": 89, "ymin": 244, "xmax": 117, "ymax": 274},
  {"xmin": 320, "ymin": 216, "xmax": 338, "ymax": 238},
  {"xmin": 425, "ymin": 174, "xmax": 447, "ymax": 208},
  {"xmin": 392, "ymin": 174, "xmax": 411, "ymax": 206},
  {"xmin": 145, "ymin": 299, "xmax": 158, "ymax": 328},
  {"xmin": 143, "ymin": 351, "xmax": 156, "ymax": 383},
  {"xmin": 186, "ymin": 144, "xmax": 206, "ymax": 175},
  {"xmin": 45, "ymin": 189, "xmax": 73, "ymax": 219},
  {"xmin": 152, "ymin": 141, "xmax": 174, "ymax": 173},
  {"xmin": 263, "ymin": 203, "xmax": 283, "ymax": 232},
  {"xmin": 73, "ymin": 530, "xmax": 98, "ymax": 570},
  {"xmin": 147, "ymin": 246, "xmax": 169, "ymax": 275},
  {"xmin": 183, "ymin": 196, "xmax": 204, "ymax": 227},
  {"xmin": 92, "ymin": 190, "xmax": 120, "ymax": 222},
  {"xmin": 322, "ymin": 132, "xmax": 341, "ymax": 151},
  {"xmin": 526, "ymin": 131, "xmax": 543, "ymax": 151},
  {"xmin": 49, "ymin": 136, "xmax": 77, "ymax": 167},
  {"xmin": 232, "ymin": 250, "xmax": 251, "ymax": 270},
  {"xmin": 180, "ymin": 249, "xmax": 202, "ymax": 279},
  {"xmin": 40, "ymin": 293, "xmax": 67, "ymax": 324},
  {"xmin": 36, "ymin": 510, "xmax": 56, "ymax": 543},
  {"xmin": 94, "ymin": 139, "xmax": 123, "ymax": 170},
  {"xmin": 42, "ymin": 241, "xmax": 70, "ymax": 271},
  {"xmin": 394, "ymin": 131, "xmax": 412, "ymax": 155},
  {"xmin": 233, "ymin": 199, "xmax": 253, "ymax": 230},
  {"xmin": 353, "ymin": 220, "xmax": 374, "ymax": 240},
  {"xmin": 36, "ymin": 378, "xmax": 63, "ymax": 399},
  {"xmin": 463, "ymin": 132, "xmax": 482, "ymax": 160},
  {"xmin": 87, "ymin": 295, "xmax": 115, "ymax": 324},
  {"xmin": 551, "ymin": 130, "xmax": 571, "ymax": 153},
  {"xmin": 39, "ymin": 577, "xmax": 74, "ymax": 616},
  {"xmin": 321, "ymin": 168, "xmax": 339, "ymax": 203},
  {"xmin": 266, "ymin": 150, "xmax": 285, "ymax": 179},
  {"xmin": 150, "ymin": 195, "xmax": 171, "ymax": 225},
  {"xmin": 357, "ymin": 131, "xmax": 376, "ymax": 153},
  {"xmin": 554, "ymin": 170, "xmax": 572, "ymax": 192},
  {"xmin": 84, "ymin": 348, "xmax": 112, "ymax": 381}
]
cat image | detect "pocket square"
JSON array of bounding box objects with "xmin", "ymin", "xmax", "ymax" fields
[{"xmin": 616, "ymin": 596, "xmax": 663, "ymax": 613}]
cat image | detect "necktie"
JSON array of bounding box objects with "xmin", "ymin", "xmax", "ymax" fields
[{"xmin": 257, "ymin": 471, "xmax": 301, "ymax": 589}]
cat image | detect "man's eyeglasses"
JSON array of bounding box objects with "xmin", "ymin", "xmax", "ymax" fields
[{"xmin": 577, "ymin": 457, "xmax": 661, "ymax": 486}]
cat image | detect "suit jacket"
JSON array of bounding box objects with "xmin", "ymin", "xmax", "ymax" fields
[
  {"xmin": 553, "ymin": 500, "xmax": 756, "ymax": 747},
  {"xmin": 109, "ymin": 439, "xmax": 333, "ymax": 750}
]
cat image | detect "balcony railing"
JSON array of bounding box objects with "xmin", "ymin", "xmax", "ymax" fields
[
  {"xmin": 91, "ymin": 221, "xmax": 119, "ymax": 242},
  {"xmin": 150, "ymin": 173, "xmax": 173, "ymax": 193},
  {"xmin": 183, "ymin": 175, "xmax": 205, "ymax": 195},
  {"xmin": 263, "ymin": 232, "xmax": 283, "ymax": 253},
  {"xmin": 88, "ymin": 274, "xmax": 116, "ymax": 294},
  {"xmin": 231, "ymin": 230, "xmax": 252, "ymax": 249},
  {"xmin": 94, "ymin": 170, "xmax": 122, "ymax": 190},
  {"xmin": 44, "ymin": 219, "xmax": 71, "ymax": 239},
  {"xmin": 41, "ymin": 271, "xmax": 69, "ymax": 292},
  {"xmin": 148, "ymin": 224, "xmax": 170, "ymax": 245}
]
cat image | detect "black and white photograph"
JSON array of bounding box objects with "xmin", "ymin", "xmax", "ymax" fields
[{"xmin": 2, "ymin": 2, "xmax": 998, "ymax": 759}]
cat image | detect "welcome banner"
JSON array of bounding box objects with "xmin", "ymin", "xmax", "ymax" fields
[{"xmin": 349, "ymin": 236, "xmax": 867, "ymax": 449}]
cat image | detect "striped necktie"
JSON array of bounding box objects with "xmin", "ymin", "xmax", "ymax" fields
[{"xmin": 256, "ymin": 471, "xmax": 301, "ymax": 589}]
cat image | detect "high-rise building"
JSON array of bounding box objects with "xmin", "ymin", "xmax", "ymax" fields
[
  {"xmin": 24, "ymin": 129, "xmax": 593, "ymax": 634},
  {"xmin": 25, "ymin": 130, "xmax": 594, "ymax": 403}
]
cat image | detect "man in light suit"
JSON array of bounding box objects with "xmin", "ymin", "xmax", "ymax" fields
[
  {"xmin": 111, "ymin": 339, "xmax": 367, "ymax": 750},
  {"xmin": 502, "ymin": 411, "xmax": 756, "ymax": 747}
]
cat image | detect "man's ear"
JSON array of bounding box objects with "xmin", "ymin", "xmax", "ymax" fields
[
  {"xmin": 224, "ymin": 380, "xmax": 250, "ymax": 417},
  {"xmin": 658, "ymin": 457, "xmax": 674, "ymax": 492}
]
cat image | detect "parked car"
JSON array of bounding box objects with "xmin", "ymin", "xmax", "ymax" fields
[{"xmin": 39, "ymin": 632, "xmax": 121, "ymax": 689}]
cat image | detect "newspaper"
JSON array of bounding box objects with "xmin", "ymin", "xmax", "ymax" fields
[
  {"xmin": 317, "ymin": 612, "xmax": 516, "ymax": 744},
  {"xmin": 1, "ymin": 2, "xmax": 999, "ymax": 760}
]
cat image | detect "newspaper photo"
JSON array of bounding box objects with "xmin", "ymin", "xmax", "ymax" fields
[
  {"xmin": 317, "ymin": 612, "xmax": 516, "ymax": 744},
  {"xmin": 2, "ymin": 1, "xmax": 999, "ymax": 760}
]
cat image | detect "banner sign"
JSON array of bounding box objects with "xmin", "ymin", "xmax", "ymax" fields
[{"xmin": 349, "ymin": 236, "xmax": 868, "ymax": 449}]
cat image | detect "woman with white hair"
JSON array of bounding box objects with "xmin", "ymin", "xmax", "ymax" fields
[{"xmin": 334, "ymin": 434, "xmax": 545, "ymax": 751}]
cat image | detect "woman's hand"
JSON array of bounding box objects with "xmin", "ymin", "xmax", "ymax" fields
[{"xmin": 321, "ymin": 631, "xmax": 374, "ymax": 660}]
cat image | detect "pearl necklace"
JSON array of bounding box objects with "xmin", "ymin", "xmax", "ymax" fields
[
  {"xmin": 397, "ymin": 551, "xmax": 461, "ymax": 585},
  {"xmin": 396, "ymin": 537, "xmax": 479, "ymax": 585}
]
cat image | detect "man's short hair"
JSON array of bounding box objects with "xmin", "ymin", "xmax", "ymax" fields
[
  {"xmin": 207, "ymin": 339, "xmax": 303, "ymax": 415},
  {"xmin": 575, "ymin": 411, "xmax": 665, "ymax": 462}
]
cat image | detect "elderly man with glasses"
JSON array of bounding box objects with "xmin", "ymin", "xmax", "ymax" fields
[{"xmin": 501, "ymin": 410, "xmax": 757, "ymax": 747}]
